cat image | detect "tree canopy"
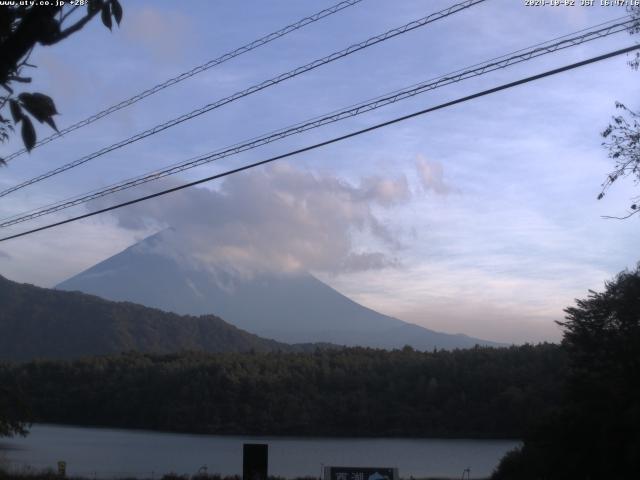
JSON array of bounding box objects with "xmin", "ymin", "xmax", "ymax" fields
[
  {"xmin": 0, "ymin": 344, "xmax": 565, "ymax": 439},
  {"xmin": 0, "ymin": 0, "xmax": 122, "ymax": 161},
  {"xmin": 492, "ymin": 264, "xmax": 640, "ymax": 479},
  {"xmin": 598, "ymin": 6, "xmax": 640, "ymax": 218},
  {"xmin": 0, "ymin": 385, "xmax": 30, "ymax": 438}
]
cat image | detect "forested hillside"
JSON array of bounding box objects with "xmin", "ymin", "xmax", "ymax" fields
[
  {"xmin": 0, "ymin": 344, "xmax": 565, "ymax": 438},
  {"xmin": 0, "ymin": 275, "xmax": 295, "ymax": 360}
]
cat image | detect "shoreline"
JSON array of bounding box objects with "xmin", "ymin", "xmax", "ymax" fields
[
  {"xmin": 1, "ymin": 425, "xmax": 512, "ymax": 480},
  {"xmin": 0, "ymin": 471, "xmax": 485, "ymax": 480},
  {"xmin": 12, "ymin": 423, "xmax": 521, "ymax": 443}
]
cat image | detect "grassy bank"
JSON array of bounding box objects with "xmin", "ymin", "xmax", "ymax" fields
[{"xmin": 0, "ymin": 469, "xmax": 485, "ymax": 480}]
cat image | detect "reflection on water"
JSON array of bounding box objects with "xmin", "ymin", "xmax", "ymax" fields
[{"xmin": 1, "ymin": 424, "xmax": 519, "ymax": 479}]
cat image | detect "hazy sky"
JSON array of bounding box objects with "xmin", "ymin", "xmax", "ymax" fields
[{"xmin": 1, "ymin": 0, "xmax": 639, "ymax": 343}]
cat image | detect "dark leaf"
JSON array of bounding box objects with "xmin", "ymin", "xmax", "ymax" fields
[
  {"xmin": 18, "ymin": 93, "xmax": 58, "ymax": 127},
  {"xmin": 632, "ymin": 204, "xmax": 637, "ymax": 210},
  {"xmin": 43, "ymin": 116, "xmax": 58, "ymax": 132},
  {"xmin": 597, "ymin": 193, "xmax": 604, "ymax": 200},
  {"xmin": 101, "ymin": 3, "xmax": 112, "ymax": 30},
  {"xmin": 0, "ymin": 157, "xmax": 5, "ymax": 166},
  {"xmin": 21, "ymin": 116, "xmax": 36, "ymax": 151},
  {"xmin": 9, "ymin": 100, "xmax": 22, "ymax": 123},
  {"xmin": 111, "ymin": 0, "xmax": 123, "ymax": 25},
  {"xmin": 37, "ymin": 16, "xmax": 62, "ymax": 45}
]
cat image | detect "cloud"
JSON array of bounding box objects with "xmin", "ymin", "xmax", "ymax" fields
[
  {"xmin": 0, "ymin": 250, "xmax": 10, "ymax": 260},
  {"xmin": 123, "ymin": 6, "xmax": 193, "ymax": 61},
  {"xmin": 342, "ymin": 251, "xmax": 399, "ymax": 272},
  {"xmin": 357, "ymin": 175, "xmax": 411, "ymax": 206},
  {"xmin": 38, "ymin": 52, "xmax": 96, "ymax": 106},
  {"xmin": 98, "ymin": 163, "xmax": 410, "ymax": 276},
  {"xmin": 416, "ymin": 155, "xmax": 452, "ymax": 195}
]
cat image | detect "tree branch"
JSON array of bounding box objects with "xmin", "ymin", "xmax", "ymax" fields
[
  {"xmin": 601, "ymin": 210, "xmax": 639, "ymax": 220},
  {"xmin": 0, "ymin": 7, "xmax": 62, "ymax": 84},
  {"xmin": 59, "ymin": 5, "xmax": 80, "ymax": 24},
  {"xmin": 53, "ymin": 3, "xmax": 105, "ymax": 43}
]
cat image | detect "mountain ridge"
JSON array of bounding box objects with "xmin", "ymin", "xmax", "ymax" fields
[
  {"xmin": 56, "ymin": 231, "xmax": 503, "ymax": 350},
  {"xmin": 0, "ymin": 274, "xmax": 312, "ymax": 362}
]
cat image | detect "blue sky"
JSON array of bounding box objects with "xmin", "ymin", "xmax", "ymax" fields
[{"xmin": 0, "ymin": 0, "xmax": 638, "ymax": 343}]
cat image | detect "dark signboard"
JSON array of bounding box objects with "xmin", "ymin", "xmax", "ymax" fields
[
  {"xmin": 324, "ymin": 466, "xmax": 398, "ymax": 480},
  {"xmin": 243, "ymin": 444, "xmax": 268, "ymax": 480}
]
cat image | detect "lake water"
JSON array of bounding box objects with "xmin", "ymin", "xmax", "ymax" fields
[{"xmin": 0, "ymin": 425, "xmax": 519, "ymax": 479}]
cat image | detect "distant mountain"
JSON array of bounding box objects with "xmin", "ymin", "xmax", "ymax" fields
[
  {"xmin": 0, "ymin": 275, "xmax": 298, "ymax": 362},
  {"xmin": 57, "ymin": 231, "xmax": 502, "ymax": 350}
]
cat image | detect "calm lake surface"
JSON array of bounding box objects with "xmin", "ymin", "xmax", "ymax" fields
[{"xmin": 0, "ymin": 425, "xmax": 519, "ymax": 479}]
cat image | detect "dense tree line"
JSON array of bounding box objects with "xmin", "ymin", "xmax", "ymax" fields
[
  {"xmin": 0, "ymin": 344, "xmax": 564, "ymax": 439},
  {"xmin": 0, "ymin": 383, "xmax": 29, "ymax": 437},
  {"xmin": 492, "ymin": 264, "xmax": 640, "ymax": 479}
]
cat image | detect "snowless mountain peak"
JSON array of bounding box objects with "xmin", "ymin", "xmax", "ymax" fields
[{"xmin": 57, "ymin": 230, "xmax": 502, "ymax": 350}]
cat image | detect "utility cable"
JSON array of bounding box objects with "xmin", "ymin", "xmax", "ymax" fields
[
  {"xmin": 0, "ymin": 16, "xmax": 633, "ymax": 228},
  {"xmin": 0, "ymin": 0, "xmax": 487, "ymax": 198},
  {"xmin": 2, "ymin": 0, "xmax": 364, "ymax": 162},
  {"xmin": 1, "ymin": 44, "xmax": 637, "ymax": 243}
]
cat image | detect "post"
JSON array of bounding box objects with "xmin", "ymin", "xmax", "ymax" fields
[
  {"xmin": 243, "ymin": 443, "xmax": 268, "ymax": 480},
  {"xmin": 57, "ymin": 461, "xmax": 66, "ymax": 478}
]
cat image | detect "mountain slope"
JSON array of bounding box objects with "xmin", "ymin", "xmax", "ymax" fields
[
  {"xmin": 57, "ymin": 232, "xmax": 502, "ymax": 350},
  {"xmin": 0, "ymin": 275, "xmax": 295, "ymax": 362}
]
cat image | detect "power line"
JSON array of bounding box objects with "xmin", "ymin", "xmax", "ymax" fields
[
  {"xmin": 0, "ymin": 0, "xmax": 487, "ymax": 198},
  {"xmin": 1, "ymin": 44, "xmax": 637, "ymax": 244},
  {"xmin": 2, "ymin": 0, "xmax": 365, "ymax": 163},
  {"xmin": 0, "ymin": 16, "xmax": 633, "ymax": 228}
]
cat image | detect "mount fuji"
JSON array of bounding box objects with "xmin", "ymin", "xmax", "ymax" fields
[{"xmin": 57, "ymin": 231, "xmax": 501, "ymax": 350}]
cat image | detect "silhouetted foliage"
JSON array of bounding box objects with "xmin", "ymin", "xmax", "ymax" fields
[
  {"xmin": 0, "ymin": 344, "xmax": 566, "ymax": 439},
  {"xmin": 0, "ymin": 1, "xmax": 122, "ymax": 161},
  {"xmin": 600, "ymin": 103, "xmax": 640, "ymax": 218},
  {"xmin": 492, "ymin": 264, "xmax": 640, "ymax": 479},
  {"xmin": 598, "ymin": 6, "xmax": 640, "ymax": 217},
  {"xmin": 0, "ymin": 383, "xmax": 30, "ymax": 438}
]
